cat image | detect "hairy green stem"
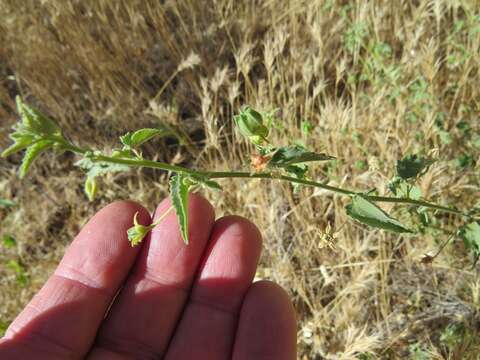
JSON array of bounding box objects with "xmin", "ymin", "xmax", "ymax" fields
[{"xmin": 85, "ymin": 152, "xmax": 467, "ymax": 218}]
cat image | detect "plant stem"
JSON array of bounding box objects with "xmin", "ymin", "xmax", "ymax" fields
[
  {"xmin": 431, "ymin": 233, "xmax": 456, "ymax": 260},
  {"xmin": 86, "ymin": 152, "xmax": 468, "ymax": 217}
]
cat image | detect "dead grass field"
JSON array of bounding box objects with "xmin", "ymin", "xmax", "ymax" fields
[{"xmin": 1, "ymin": 0, "xmax": 479, "ymax": 358}]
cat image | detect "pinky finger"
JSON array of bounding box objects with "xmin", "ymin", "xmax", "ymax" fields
[{"xmin": 232, "ymin": 280, "xmax": 296, "ymax": 360}]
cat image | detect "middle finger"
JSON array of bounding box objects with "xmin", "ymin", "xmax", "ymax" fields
[{"xmin": 88, "ymin": 194, "xmax": 215, "ymax": 359}]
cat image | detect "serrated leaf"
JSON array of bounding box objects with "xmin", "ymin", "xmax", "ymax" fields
[
  {"xmin": 16, "ymin": 96, "xmax": 60, "ymax": 136},
  {"xmin": 0, "ymin": 199, "xmax": 15, "ymax": 207},
  {"xmin": 169, "ymin": 173, "xmax": 191, "ymax": 244},
  {"xmin": 346, "ymin": 195, "xmax": 413, "ymax": 233},
  {"xmin": 19, "ymin": 140, "xmax": 53, "ymax": 178},
  {"xmin": 189, "ymin": 175, "xmax": 222, "ymax": 191},
  {"xmin": 269, "ymin": 145, "xmax": 334, "ymax": 167},
  {"xmin": 459, "ymin": 222, "xmax": 480, "ymax": 264},
  {"xmin": 120, "ymin": 127, "xmax": 171, "ymax": 149},
  {"xmin": 1, "ymin": 133, "xmax": 37, "ymax": 157},
  {"xmin": 75, "ymin": 158, "xmax": 130, "ymax": 178},
  {"xmin": 396, "ymin": 154, "xmax": 434, "ymax": 180},
  {"xmin": 119, "ymin": 133, "xmax": 133, "ymax": 147}
]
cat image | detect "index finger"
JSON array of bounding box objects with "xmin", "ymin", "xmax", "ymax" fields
[{"xmin": 0, "ymin": 200, "xmax": 150, "ymax": 359}]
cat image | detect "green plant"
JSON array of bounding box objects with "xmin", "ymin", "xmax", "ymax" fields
[
  {"xmin": 408, "ymin": 342, "xmax": 430, "ymax": 360},
  {"xmin": 1, "ymin": 234, "xmax": 16, "ymax": 248},
  {"xmin": 5, "ymin": 260, "xmax": 28, "ymax": 286},
  {"xmin": 0, "ymin": 199, "xmax": 15, "ymax": 208},
  {"xmin": 2, "ymin": 98, "xmax": 479, "ymax": 258}
]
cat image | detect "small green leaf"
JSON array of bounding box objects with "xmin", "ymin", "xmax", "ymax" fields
[
  {"xmin": 16, "ymin": 96, "xmax": 61, "ymax": 136},
  {"xmin": 355, "ymin": 160, "xmax": 368, "ymax": 170},
  {"xmin": 84, "ymin": 176, "xmax": 98, "ymax": 201},
  {"xmin": 438, "ymin": 130, "xmax": 452, "ymax": 145},
  {"xmin": 19, "ymin": 140, "xmax": 53, "ymax": 178},
  {"xmin": 396, "ymin": 154, "xmax": 434, "ymax": 180},
  {"xmin": 346, "ymin": 195, "xmax": 413, "ymax": 233},
  {"xmin": 459, "ymin": 222, "xmax": 480, "ymax": 264},
  {"xmin": 120, "ymin": 127, "xmax": 171, "ymax": 149},
  {"xmin": 0, "ymin": 199, "xmax": 15, "ymax": 208},
  {"xmin": 170, "ymin": 173, "xmax": 191, "ymax": 244},
  {"xmin": 234, "ymin": 106, "xmax": 269, "ymax": 145},
  {"xmin": 388, "ymin": 177, "xmax": 422, "ymax": 200},
  {"xmin": 1, "ymin": 133, "xmax": 37, "ymax": 158},
  {"xmin": 111, "ymin": 149, "xmax": 135, "ymax": 159},
  {"xmin": 284, "ymin": 163, "xmax": 309, "ymax": 193},
  {"xmin": 456, "ymin": 120, "xmax": 471, "ymax": 135},
  {"xmin": 473, "ymin": 136, "xmax": 480, "ymax": 149},
  {"xmin": 456, "ymin": 153, "xmax": 475, "ymax": 169},
  {"xmin": 189, "ymin": 175, "xmax": 222, "ymax": 191},
  {"xmin": 76, "ymin": 158, "xmax": 129, "ymax": 201},
  {"xmin": 2, "ymin": 234, "xmax": 17, "ymax": 248},
  {"xmin": 301, "ymin": 120, "xmax": 314, "ymax": 137},
  {"xmin": 75, "ymin": 157, "xmax": 130, "ymax": 178},
  {"xmin": 269, "ymin": 145, "xmax": 334, "ymax": 168},
  {"xmin": 6, "ymin": 259, "xmax": 28, "ymax": 286}
]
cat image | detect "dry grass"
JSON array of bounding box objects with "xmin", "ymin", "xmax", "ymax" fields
[{"xmin": 1, "ymin": 0, "xmax": 480, "ymax": 358}]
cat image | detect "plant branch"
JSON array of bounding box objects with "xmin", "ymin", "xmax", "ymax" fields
[{"xmin": 85, "ymin": 151, "xmax": 468, "ymax": 218}]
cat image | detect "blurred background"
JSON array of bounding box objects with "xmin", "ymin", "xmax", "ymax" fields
[{"xmin": 1, "ymin": 1, "xmax": 479, "ymax": 358}]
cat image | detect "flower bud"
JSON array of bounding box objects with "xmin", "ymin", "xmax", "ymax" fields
[
  {"xmin": 234, "ymin": 106, "xmax": 269, "ymax": 145},
  {"xmin": 84, "ymin": 176, "xmax": 98, "ymax": 201}
]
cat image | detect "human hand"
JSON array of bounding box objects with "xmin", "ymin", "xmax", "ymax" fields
[{"xmin": 0, "ymin": 195, "xmax": 296, "ymax": 359}]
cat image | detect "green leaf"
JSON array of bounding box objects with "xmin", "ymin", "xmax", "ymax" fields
[
  {"xmin": 396, "ymin": 154, "xmax": 434, "ymax": 180},
  {"xmin": 388, "ymin": 177, "xmax": 422, "ymax": 200},
  {"xmin": 0, "ymin": 199, "xmax": 15, "ymax": 208},
  {"xmin": 6, "ymin": 259, "xmax": 28, "ymax": 286},
  {"xmin": 301, "ymin": 120, "xmax": 314, "ymax": 137},
  {"xmin": 438, "ymin": 130, "xmax": 452, "ymax": 145},
  {"xmin": 346, "ymin": 195, "xmax": 413, "ymax": 233},
  {"xmin": 1, "ymin": 133, "xmax": 37, "ymax": 158},
  {"xmin": 75, "ymin": 157, "xmax": 130, "ymax": 178},
  {"xmin": 456, "ymin": 153, "xmax": 475, "ymax": 169},
  {"xmin": 459, "ymin": 222, "xmax": 480, "ymax": 264},
  {"xmin": 19, "ymin": 140, "xmax": 53, "ymax": 178},
  {"xmin": 169, "ymin": 173, "xmax": 191, "ymax": 244},
  {"xmin": 111, "ymin": 149, "xmax": 135, "ymax": 159},
  {"xmin": 473, "ymin": 136, "xmax": 480, "ymax": 149},
  {"xmin": 2, "ymin": 234, "xmax": 17, "ymax": 248},
  {"xmin": 120, "ymin": 127, "xmax": 171, "ymax": 149},
  {"xmin": 284, "ymin": 163, "xmax": 309, "ymax": 193},
  {"xmin": 269, "ymin": 145, "xmax": 334, "ymax": 168},
  {"xmin": 234, "ymin": 106, "xmax": 269, "ymax": 145},
  {"xmin": 188, "ymin": 175, "xmax": 222, "ymax": 191},
  {"xmin": 76, "ymin": 156, "xmax": 130, "ymax": 201},
  {"xmin": 16, "ymin": 96, "xmax": 61, "ymax": 136}
]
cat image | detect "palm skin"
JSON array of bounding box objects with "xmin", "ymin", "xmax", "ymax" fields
[{"xmin": 0, "ymin": 194, "xmax": 296, "ymax": 359}]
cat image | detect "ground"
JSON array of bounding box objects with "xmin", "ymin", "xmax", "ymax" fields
[{"xmin": 1, "ymin": 1, "xmax": 479, "ymax": 359}]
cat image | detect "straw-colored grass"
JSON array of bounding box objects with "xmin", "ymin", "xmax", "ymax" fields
[{"xmin": 1, "ymin": 1, "xmax": 479, "ymax": 358}]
